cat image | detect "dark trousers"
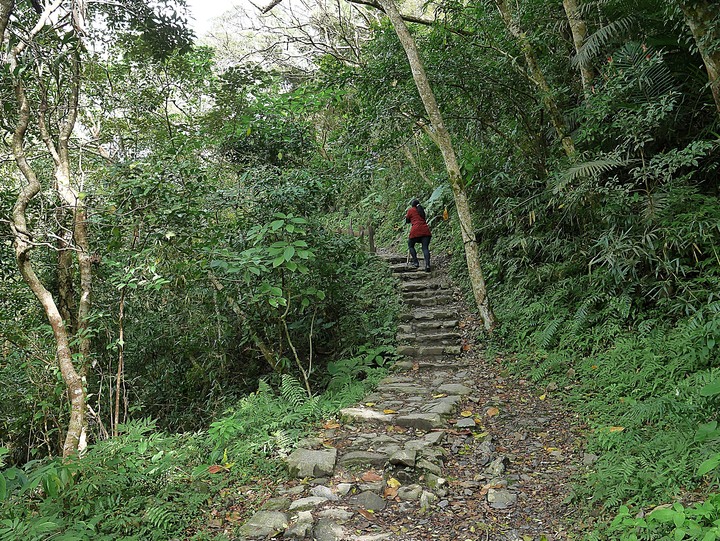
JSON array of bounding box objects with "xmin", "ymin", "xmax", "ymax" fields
[{"xmin": 408, "ymin": 236, "xmax": 431, "ymax": 268}]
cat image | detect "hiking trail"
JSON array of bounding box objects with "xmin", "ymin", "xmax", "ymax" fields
[{"xmin": 233, "ymin": 252, "xmax": 586, "ymax": 541}]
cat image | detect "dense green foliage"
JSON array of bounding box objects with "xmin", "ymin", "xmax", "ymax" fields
[{"xmin": 2, "ymin": 0, "xmax": 720, "ymax": 538}]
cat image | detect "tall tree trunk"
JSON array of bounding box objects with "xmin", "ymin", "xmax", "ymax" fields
[
  {"xmin": 678, "ymin": 0, "xmax": 720, "ymax": 115},
  {"xmin": 376, "ymin": 0, "xmax": 495, "ymax": 331},
  {"xmin": 10, "ymin": 81, "xmax": 87, "ymax": 458},
  {"xmin": 8, "ymin": 12, "xmax": 89, "ymax": 457},
  {"xmin": 494, "ymin": 0, "xmax": 576, "ymax": 158},
  {"xmin": 562, "ymin": 0, "xmax": 594, "ymax": 93}
]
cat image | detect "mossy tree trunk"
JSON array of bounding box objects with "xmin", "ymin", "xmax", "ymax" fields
[
  {"xmin": 678, "ymin": 0, "xmax": 720, "ymax": 115},
  {"xmin": 562, "ymin": 0, "xmax": 594, "ymax": 94},
  {"xmin": 494, "ymin": 0, "xmax": 576, "ymax": 158}
]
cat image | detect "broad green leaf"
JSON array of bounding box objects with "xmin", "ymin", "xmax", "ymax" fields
[
  {"xmin": 272, "ymin": 256, "xmax": 284, "ymax": 268},
  {"xmin": 649, "ymin": 508, "xmax": 676, "ymax": 522},
  {"xmin": 284, "ymin": 245, "xmax": 295, "ymax": 260},
  {"xmin": 698, "ymin": 454, "xmax": 720, "ymax": 476},
  {"xmin": 700, "ymin": 381, "xmax": 720, "ymax": 397}
]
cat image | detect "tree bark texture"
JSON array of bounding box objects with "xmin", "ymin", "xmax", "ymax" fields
[
  {"xmin": 0, "ymin": 0, "xmax": 13, "ymax": 43},
  {"xmin": 562, "ymin": 0, "xmax": 594, "ymax": 93},
  {"xmin": 376, "ymin": 0, "xmax": 496, "ymax": 331},
  {"xmin": 679, "ymin": 0, "xmax": 720, "ymax": 115},
  {"xmin": 494, "ymin": 0, "xmax": 576, "ymax": 158},
  {"xmin": 8, "ymin": 11, "xmax": 89, "ymax": 458}
]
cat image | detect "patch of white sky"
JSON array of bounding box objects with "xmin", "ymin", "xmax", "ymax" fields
[{"xmin": 185, "ymin": 0, "xmax": 236, "ymax": 37}]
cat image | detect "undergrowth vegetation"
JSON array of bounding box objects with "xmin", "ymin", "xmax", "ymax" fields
[{"xmin": 0, "ymin": 352, "xmax": 393, "ymax": 540}]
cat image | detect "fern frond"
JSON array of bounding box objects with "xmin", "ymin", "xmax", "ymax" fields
[
  {"xmin": 144, "ymin": 505, "xmax": 175, "ymax": 532},
  {"xmin": 573, "ymin": 15, "xmax": 636, "ymax": 68},
  {"xmin": 280, "ymin": 374, "xmax": 308, "ymax": 408}
]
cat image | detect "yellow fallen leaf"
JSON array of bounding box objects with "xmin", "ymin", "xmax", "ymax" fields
[
  {"xmin": 383, "ymin": 409, "xmax": 397, "ymax": 414},
  {"xmin": 387, "ymin": 477, "xmax": 401, "ymax": 488},
  {"xmin": 486, "ymin": 407, "xmax": 500, "ymax": 417},
  {"xmin": 365, "ymin": 402, "xmax": 376, "ymax": 407},
  {"xmin": 539, "ymin": 394, "xmax": 547, "ymax": 401},
  {"xmin": 432, "ymin": 393, "xmax": 447, "ymax": 398},
  {"xmin": 460, "ymin": 410, "xmax": 474, "ymax": 417},
  {"xmin": 545, "ymin": 447, "xmax": 559, "ymax": 452},
  {"xmin": 609, "ymin": 426, "xmax": 625, "ymax": 432}
]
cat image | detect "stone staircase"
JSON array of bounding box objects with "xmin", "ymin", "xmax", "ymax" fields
[
  {"xmin": 382, "ymin": 254, "xmax": 464, "ymax": 369},
  {"xmin": 235, "ymin": 253, "xmax": 486, "ymax": 541}
]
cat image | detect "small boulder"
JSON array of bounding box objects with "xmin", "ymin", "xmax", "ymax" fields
[
  {"xmin": 487, "ymin": 488, "xmax": 517, "ymax": 509},
  {"xmin": 311, "ymin": 485, "xmax": 339, "ymax": 501},
  {"xmin": 349, "ymin": 490, "xmax": 386, "ymax": 512},
  {"xmin": 238, "ymin": 511, "xmax": 288, "ymax": 539},
  {"xmin": 286, "ymin": 448, "xmax": 337, "ymax": 478},
  {"xmin": 389, "ymin": 449, "xmax": 417, "ymax": 468},
  {"xmin": 397, "ymin": 484, "xmax": 423, "ymax": 501},
  {"xmin": 288, "ymin": 496, "xmax": 328, "ymax": 511}
]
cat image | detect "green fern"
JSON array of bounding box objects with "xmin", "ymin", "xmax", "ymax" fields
[
  {"xmin": 573, "ymin": 15, "xmax": 637, "ymax": 68},
  {"xmin": 144, "ymin": 504, "xmax": 175, "ymax": 532},
  {"xmin": 280, "ymin": 374, "xmax": 309, "ymax": 408}
]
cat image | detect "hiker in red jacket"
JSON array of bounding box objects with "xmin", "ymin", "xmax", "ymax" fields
[{"xmin": 405, "ymin": 198, "xmax": 432, "ymax": 272}]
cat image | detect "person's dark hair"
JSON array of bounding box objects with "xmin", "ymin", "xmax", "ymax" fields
[{"xmin": 411, "ymin": 198, "xmax": 426, "ymax": 220}]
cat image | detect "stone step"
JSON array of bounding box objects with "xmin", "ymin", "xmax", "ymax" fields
[
  {"xmin": 399, "ymin": 309, "xmax": 455, "ymax": 322},
  {"xmin": 397, "ymin": 332, "xmax": 461, "ymax": 345},
  {"xmin": 402, "ymin": 288, "xmax": 453, "ymax": 300},
  {"xmin": 378, "ymin": 254, "xmax": 407, "ymax": 265},
  {"xmin": 393, "ymin": 358, "xmax": 471, "ymax": 371},
  {"xmin": 397, "ymin": 345, "xmax": 462, "ymax": 357},
  {"xmin": 395, "ymin": 270, "xmax": 433, "ymax": 281},
  {"xmin": 400, "ymin": 281, "xmax": 444, "ymax": 293},
  {"xmin": 389, "ymin": 263, "xmax": 426, "ymax": 273},
  {"xmin": 398, "ymin": 320, "xmax": 458, "ymax": 334},
  {"xmin": 404, "ymin": 295, "xmax": 454, "ymax": 307}
]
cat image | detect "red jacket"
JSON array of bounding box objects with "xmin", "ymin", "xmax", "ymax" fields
[{"xmin": 406, "ymin": 206, "xmax": 431, "ymax": 239}]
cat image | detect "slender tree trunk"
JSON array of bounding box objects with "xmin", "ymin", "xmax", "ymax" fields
[
  {"xmin": 678, "ymin": 0, "xmax": 720, "ymax": 115},
  {"xmin": 8, "ymin": 12, "xmax": 89, "ymax": 456},
  {"xmin": 562, "ymin": 0, "xmax": 594, "ymax": 93},
  {"xmin": 494, "ymin": 0, "xmax": 576, "ymax": 158},
  {"xmin": 376, "ymin": 0, "xmax": 495, "ymax": 331},
  {"xmin": 10, "ymin": 81, "xmax": 86, "ymax": 458},
  {"xmin": 0, "ymin": 0, "xmax": 13, "ymax": 43}
]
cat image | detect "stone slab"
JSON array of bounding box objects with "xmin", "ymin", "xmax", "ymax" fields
[{"xmin": 286, "ymin": 448, "xmax": 337, "ymax": 478}]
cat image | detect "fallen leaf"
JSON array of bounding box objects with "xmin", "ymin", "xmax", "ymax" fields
[
  {"xmin": 462, "ymin": 343, "xmax": 472, "ymax": 351},
  {"xmin": 432, "ymin": 393, "xmax": 447, "ymax": 398},
  {"xmin": 539, "ymin": 394, "xmax": 547, "ymax": 401},
  {"xmin": 486, "ymin": 407, "xmax": 500, "ymax": 417},
  {"xmin": 387, "ymin": 477, "xmax": 401, "ymax": 488},
  {"xmin": 364, "ymin": 402, "xmax": 376, "ymax": 407},
  {"xmin": 412, "ymin": 362, "xmax": 419, "ymax": 371},
  {"xmin": 383, "ymin": 486, "xmax": 398, "ymax": 499},
  {"xmin": 545, "ymin": 447, "xmax": 559, "ymax": 452},
  {"xmin": 460, "ymin": 410, "xmax": 474, "ymax": 417},
  {"xmin": 361, "ymin": 471, "xmax": 383, "ymax": 482},
  {"xmin": 383, "ymin": 409, "xmax": 398, "ymax": 414},
  {"xmin": 323, "ymin": 420, "xmax": 341, "ymax": 429},
  {"xmin": 358, "ymin": 509, "xmax": 375, "ymax": 520},
  {"xmin": 207, "ymin": 465, "xmax": 225, "ymax": 474},
  {"xmin": 609, "ymin": 426, "xmax": 625, "ymax": 432}
]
